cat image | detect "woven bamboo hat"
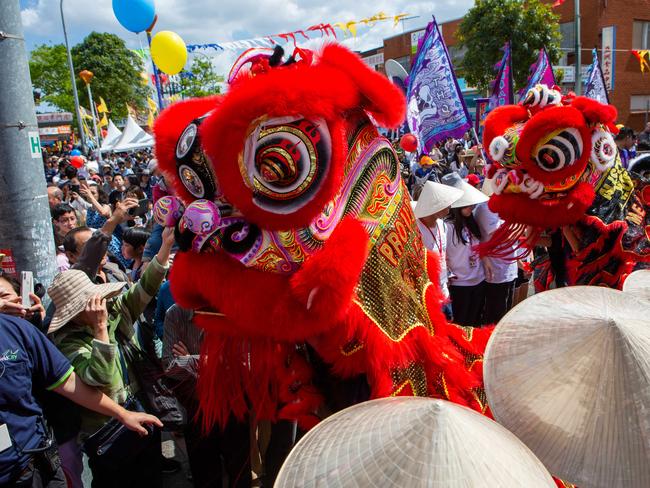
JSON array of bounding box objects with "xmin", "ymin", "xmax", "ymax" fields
[
  {"xmin": 47, "ymin": 270, "xmax": 126, "ymax": 333},
  {"xmin": 275, "ymin": 397, "xmax": 556, "ymax": 487},
  {"xmin": 622, "ymin": 270, "xmax": 650, "ymax": 300},
  {"xmin": 484, "ymin": 286, "xmax": 650, "ymax": 488}
]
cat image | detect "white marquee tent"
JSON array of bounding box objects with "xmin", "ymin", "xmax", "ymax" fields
[{"xmin": 101, "ymin": 116, "xmax": 154, "ymax": 153}]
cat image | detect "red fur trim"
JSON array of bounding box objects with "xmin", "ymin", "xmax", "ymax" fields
[
  {"xmin": 290, "ymin": 217, "xmax": 369, "ymax": 319},
  {"xmin": 153, "ymin": 96, "xmax": 222, "ymax": 203},
  {"xmin": 318, "ymin": 44, "xmax": 406, "ymax": 128},
  {"xmin": 170, "ymin": 217, "xmax": 368, "ymax": 342},
  {"xmin": 571, "ymin": 96, "xmax": 618, "ymax": 126},
  {"xmin": 482, "ymin": 105, "xmax": 528, "ymax": 161},
  {"xmin": 196, "ymin": 335, "xmax": 283, "ymax": 430},
  {"xmin": 487, "ymin": 182, "xmax": 595, "ymax": 228},
  {"xmin": 516, "ymin": 106, "xmax": 591, "ymax": 185},
  {"xmin": 426, "ymin": 250, "xmax": 441, "ymax": 285}
]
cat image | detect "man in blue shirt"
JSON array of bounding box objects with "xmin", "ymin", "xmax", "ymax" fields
[{"xmin": 0, "ymin": 314, "xmax": 162, "ymax": 487}]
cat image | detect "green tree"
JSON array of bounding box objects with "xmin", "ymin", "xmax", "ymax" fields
[
  {"xmin": 180, "ymin": 56, "xmax": 223, "ymax": 98},
  {"xmin": 71, "ymin": 32, "xmax": 148, "ymax": 119},
  {"xmin": 29, "ymin": 44, "xmax": 74, "ymax": 112},
  {"xmin": 457, "ymin": 0, "xmax": 562, "ymax": 92}
]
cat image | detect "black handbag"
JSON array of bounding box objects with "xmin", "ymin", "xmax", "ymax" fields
[
  {"xmin": 116, "ymin": 331, "xmax": 186, "ymax": 429},
  {"xmin": 81, "ymin": 396, "xmax": 156, "ymax": 470}
]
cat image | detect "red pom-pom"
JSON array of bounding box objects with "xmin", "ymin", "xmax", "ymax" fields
[{"xmin": 400, "ymin": 133, "xmax": 418, "ymax": 152}]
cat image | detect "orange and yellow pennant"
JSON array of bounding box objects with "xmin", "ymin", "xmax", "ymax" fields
[{"xmin": 632, "ymin": 50, "xmax": 650, "ymax": 73}]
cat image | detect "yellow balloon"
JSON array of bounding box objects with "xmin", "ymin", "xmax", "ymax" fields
[{"xmin": 150, "ymin": 30, "xmax": 187, "ymax": 75}]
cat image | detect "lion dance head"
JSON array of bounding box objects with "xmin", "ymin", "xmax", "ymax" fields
[{"xmin": 153, "ymin": 44, "xmax": 489, "ymax": 430}]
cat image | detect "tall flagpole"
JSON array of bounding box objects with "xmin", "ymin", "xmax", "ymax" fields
[
  {"xmin": 574, "ymin": 0, "xmax": 582, "ymax": 95},
  {"xmin": 60, "ymin": 0, "xmax": 86, "ymax": 152},
  {"xmin": 146, "ymin": 16, "xmax": 165, "ymax": 109},
  {"xmin": 79, "ymin": 70, "xmax": 102, "ymax": 162}
]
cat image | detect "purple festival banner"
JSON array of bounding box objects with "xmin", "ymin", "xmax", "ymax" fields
[
  {"xmin": 406, "ymin": 17, "xmax": 472, "ymax": 154},
  {"xmin": 520, "ymin": 47, "xmax": 556, "ymax": 97},
  {"xmin": 489, "ymin": 42, "xmax": 514, "ymax": 110},
  {"xmin": 474, "ymin": 97, "xmax": 490, "ymax": 137},
  {"xmin": 584, "ymin": 48, "xmax": 610, "ymax": 105}
]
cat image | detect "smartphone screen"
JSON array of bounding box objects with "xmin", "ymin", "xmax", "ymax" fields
[
  {"xmin": 128, "ymin": 198, "xmax": 150, "ymax": 218},
  {"xmin": 21, "ymin": 271, "xmax": 33, "ymax": 308}
]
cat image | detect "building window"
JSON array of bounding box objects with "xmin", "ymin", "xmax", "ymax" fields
[
  {"xmin": 630, "ymin": 95, "xmax": 650, "ymax": 113},
  {"xmin": 633, "ymin": 21, "xmax": 650, "ymax": 50},
  {"xmin": 559, "ymin": 22, "xmax": 575, "ymax": 50}
]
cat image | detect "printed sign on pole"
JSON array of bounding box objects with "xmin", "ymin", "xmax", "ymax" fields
[{"xmin": 28, "ymin": 131, "xmax": 42, "ymax": 159}]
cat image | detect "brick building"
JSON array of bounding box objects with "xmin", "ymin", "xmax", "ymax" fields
[{"xmin": 360, "ymin": 0, "xmax": 650, "ymax": 130}]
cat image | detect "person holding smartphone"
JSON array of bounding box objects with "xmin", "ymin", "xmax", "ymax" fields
[
  {"xmin": 0, "ymin": 271, "xmax": 45, "ymax": 331},
  {"xmin": 0, "ymin": 313, "xmax": 161, "ymax": 488}
]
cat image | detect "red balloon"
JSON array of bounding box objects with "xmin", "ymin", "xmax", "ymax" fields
[
  {"xmin": 400, "ymin": 134, "xmax": 418, "ymax": 152},
  {"xmin": 70, "ymin": 156, "xmax": 84, "ymax": 169}
]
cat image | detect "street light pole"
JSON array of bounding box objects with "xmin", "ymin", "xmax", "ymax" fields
[
  {"xmin": 60, "ymin": 0, "xmax": 86, "ymax": 152},
  {"xmin": 574, "ymin": 0, "xmax": 582, "ymax": 95},
  {"xmin": 0, "ymin": 0, "xmax": 58, "ymax": 290}
]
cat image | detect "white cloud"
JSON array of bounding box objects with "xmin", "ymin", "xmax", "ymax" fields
[{"xmin": 21, "ymin": 0, "xmax": 473, "ymax": 75}]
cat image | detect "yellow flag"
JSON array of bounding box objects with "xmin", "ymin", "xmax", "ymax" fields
[
  {"xmin": 81, "ymin": 118, "xmax": 92, "ymax": 137},
  {"xmin": 147, "ymin": 97, "xmax": 158, "ymax": 113},
  {"xmin": 79, "ymin": 106, "xmax": 93, "ymax": 120},
  {"xmin": 97, "ymin": 97, "xmax": 109, "ymax": 113},
  {"xmin": 346, "ymin": 21, "xmax": 357, "ymax": 37},
  {"xmin": 393, "ymin": 13, "xmax": 409, "ymax": 27},
  {"xmin": 333, "ymin": 22, "xmax": 348, "ymax": 35},
  {"xmin": 97, "ymin": 113, "xmax": 108, "ymax": 128},
  {"xmin": 633, "ymin": 50, "xmax": 650, "ymax": 73}
]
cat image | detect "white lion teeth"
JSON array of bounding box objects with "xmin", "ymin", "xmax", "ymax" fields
[
  {"xmin": 491, "ymin": 170, "xmax": 544, "ymax": 200},
  {"xmin": 519, "ymin": 175, "xmax": 545, "ymax": 199}
]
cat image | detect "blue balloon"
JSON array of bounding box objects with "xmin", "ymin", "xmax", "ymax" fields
[
  {"xmin": 70, "ymin": 149, "xmax": 82, "ymax": 156},
  {"xmin": 112, "ymin": 0, "xmax": 156, "ymax": 33}
]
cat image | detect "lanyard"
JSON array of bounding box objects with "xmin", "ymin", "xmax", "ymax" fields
[{"xmin": 426, "ymin": 223, "xmax": 442, "ymax": 254}]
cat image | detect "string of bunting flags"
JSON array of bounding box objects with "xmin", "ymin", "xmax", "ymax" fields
[
  {"xmin": 632, "ymin": 50, "xmax": 650, "ymax": 73},
  {"xmin": 186, "ymin": 11, "xmax": 409, "ymax": 52}
]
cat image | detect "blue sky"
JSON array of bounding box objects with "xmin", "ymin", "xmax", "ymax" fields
[{"xmin": 19, "ymin": 0, "xmax": 473, "ymax": 74}]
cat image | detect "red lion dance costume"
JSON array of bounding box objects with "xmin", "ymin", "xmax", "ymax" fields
[
  {"xmin": 152, "ymin": 44, "xmax": 490, "ymax": 431},
  {"xmin": 481, "ymin": 84, "xmax": 650, "ymax": 288}
]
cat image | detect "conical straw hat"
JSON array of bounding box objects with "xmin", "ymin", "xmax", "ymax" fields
[
  {"xmin": 484, "ymin": 286, "xmax": 650, "ymax": 488},
  {"xmin": 275, "ymin": 397, "xmax": 556, "ymax": 488},
  {"xmin": 622, "ymin": 269, "xmax": 650, "ymax": 300}
]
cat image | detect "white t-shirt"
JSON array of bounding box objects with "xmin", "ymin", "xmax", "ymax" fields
[
  {"xmin": 445, "ymin": 221, "xmax": 485, "ymax": 287},
  {"xmin": 474, "ymin": 203, "xmax": 518, "ymax": 284},
  {"xmin": 416, "ymin": 219, "xmax": 450, "ymax": 297}
]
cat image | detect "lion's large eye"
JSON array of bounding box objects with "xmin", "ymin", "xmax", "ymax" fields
[
  {"xmin": 241, "ymin": 116, "xmax": 331, "ymax": 214},
  {"xmin": 534, "ymin": 128, "xmax": 583, "ymax": 172},
  {"xmin": 175, "ymin": 114, "xmax": 218, "ymax": 200}
]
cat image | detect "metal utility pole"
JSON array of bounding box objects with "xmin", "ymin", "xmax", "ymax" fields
[
  {"xmin": 0, "ymin": 0, "xmax": 58, "ymax": 289},
  {"xmin": 60, "ymin": 0, "xmax": 86, "ymax": 152},
  {"xmin": 574, "ymin": 0, "xmax": 582, "ymax": 95}
]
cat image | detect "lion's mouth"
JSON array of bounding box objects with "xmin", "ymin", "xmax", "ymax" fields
[{"xmin": 491, "ymin": 166, "xmax": 592, "ymax": 204}]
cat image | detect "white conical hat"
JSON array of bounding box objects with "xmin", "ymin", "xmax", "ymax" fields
[
  {"xmin": 414, "ymin": 181, "xmax": 464, "ymax": 218},
  {"xmin": 484, "ymin": 286, "xmax": 650, "ymax": 488},
  {"xmin": 622, "ymin": 270, "xmax": 650, "ymax": 300},
  {"xmin": 275, "ymin": 397, "xmax": 556, "ymax": 488},
  {"xmin": 441, "ymin": 172, "xmax": 489, "ymax": 208}
]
